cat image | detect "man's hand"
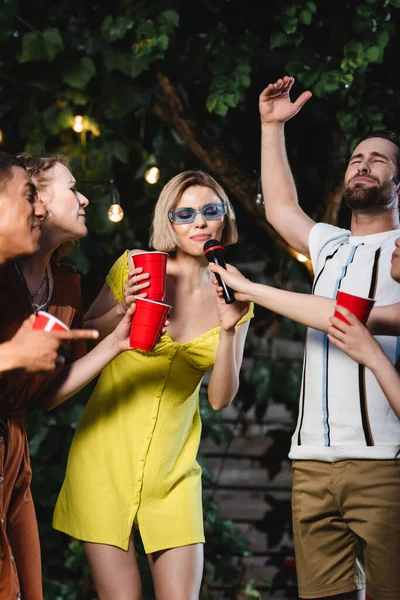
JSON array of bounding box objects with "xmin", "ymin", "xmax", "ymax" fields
[
  {"xmin": 259, "ymin": 75, "xmax": 312, "ymax": 125},
  {"xmin": 0, "ymin": 315, "xmax": 99, "ymax": 373}
]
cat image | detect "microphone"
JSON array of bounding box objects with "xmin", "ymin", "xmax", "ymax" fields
[{"xmin": 203, "ymin": 239, "xmax": 235, "ymax": 304}]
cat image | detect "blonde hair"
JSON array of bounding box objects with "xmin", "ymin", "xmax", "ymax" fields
[
  {"xmin": 150, "ymin": 170, "xmax": 238, "ymax": 252},
  {"xmin": 18, "ymin": 153, "xmax": 76, "ymax": 258}
]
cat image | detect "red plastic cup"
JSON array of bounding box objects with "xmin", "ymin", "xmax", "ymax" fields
[
  {"xmin": 33, "ymin": 310, "xmax": 69, "ymax": 332},
  {"xmin": 132, "ymin": 251, "xmax": 168, "ymax": 302},
  {"xmin": 130, "ymin": 297, "xmax": 171, "ymax": 352},
  {"xmin": 334, "ymin": 291, "xmax": 375, "ymax": 325}
]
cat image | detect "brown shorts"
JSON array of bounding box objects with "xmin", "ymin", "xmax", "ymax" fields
[{"xmin": 292, "ymin": 459, "xmax": 400, "ymax": 600}]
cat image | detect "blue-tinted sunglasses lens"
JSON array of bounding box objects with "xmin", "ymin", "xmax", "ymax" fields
[{"xmin": 169, "ymin": 203, "xmax": 226, "ymax": 223}]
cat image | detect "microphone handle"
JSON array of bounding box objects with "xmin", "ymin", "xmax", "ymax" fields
[{"xmin": 212, "ymin": 256, "xmax": 235, "ymax": 304}]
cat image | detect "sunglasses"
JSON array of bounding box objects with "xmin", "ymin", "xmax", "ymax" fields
[{"xmin": 168, "ymin": 202, "xmax": 227, "ymax": 224}]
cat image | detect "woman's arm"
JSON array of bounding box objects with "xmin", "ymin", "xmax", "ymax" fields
[
  {"xmin": 40, "ymin": 305, "xmax": 135, "ymax": 410},
  {"xmin": 84, "ymin": 269, "xmax": 150, "ymax": 340},
  {"xmin": 210, "ymin": 262, "xmax": 400, "ymax": 336},
  {"xmin": 207, "ymin": 297, "xmax": 251, "ymax": 410},
  {"xmin": 365, "ymin": 303, "xmax": 400, "ymax": 336},
  {"xmin": 328, "ymin": 305, "xmax": 400, "ymax": 419},
  {"xmin": 210, "ymin": 262, "xmax": 334, "ymax": 331}
]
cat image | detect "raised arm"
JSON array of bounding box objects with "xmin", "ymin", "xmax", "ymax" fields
[{"xmin": 260, "ymin": 75, "xmax": 314, "ymax": 256}]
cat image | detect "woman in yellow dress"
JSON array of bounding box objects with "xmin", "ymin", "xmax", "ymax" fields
[{"xmin": 53, "ymin": 170, "xmax": 253, "ymax": 599}]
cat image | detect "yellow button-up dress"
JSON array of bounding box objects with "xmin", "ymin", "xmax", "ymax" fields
[{"xmin": 53, "ymin": 251, "xmax": 253, "ymax": 553}]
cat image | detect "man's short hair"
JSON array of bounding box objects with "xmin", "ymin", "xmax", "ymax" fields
[
  {"xmin": 0, "ymin": 152, "xmax": 26, "ymax": 194},
  {"xmin": 357, "ymin": 130, "xmax": 400, "ymax": 182}
]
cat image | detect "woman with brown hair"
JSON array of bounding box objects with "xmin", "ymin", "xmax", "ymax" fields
[
  {"xmin": 53, "ymin": 170, "xmax": 253, "ymax": 599},
  {"xmin": 0, "ymin": 154, "xmax": 141, "ymax": 600}
]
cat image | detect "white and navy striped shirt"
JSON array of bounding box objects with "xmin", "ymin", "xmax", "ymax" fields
[{"xmin": 289, "ymin": 223, "xmax": 400, "ymax": 461}]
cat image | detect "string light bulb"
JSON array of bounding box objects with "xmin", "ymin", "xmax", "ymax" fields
[
  {"xmin": 295, "ymin": 252, "xmax": 308, "ymax": 263},
  {"xmin": 144, "ymin": 166, "xmax": 160, "ymax": 184},
  {"xmin": 0, "ymin": 129, "xmax": 3, "ymax": 144},
  {"xmin": 72, "ymin": 115, "xmax": 84, "ymax": 133},
  {"xmin": 107, "ymin": 182, "xmax": 124, "ymax": 223},
  {"xmin": 255, "ymin": 175, "xmax": 263, "ymax": 204}
]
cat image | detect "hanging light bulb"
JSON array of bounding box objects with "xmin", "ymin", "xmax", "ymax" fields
[
  {"xmin": 0, "ymin": 129, "xmax": 4, "ymax": 144},
  {"xmin": 294, "ymin": 251, "xmax": 309, "ymax": 263},
  {"xmin": 72, "ymin": 115, "xmax": 84, "ymax": 133},
  {"xmin": 255, "ymin": 175, "xmax": 263, "ymax": 205},
  {"xmin": 144, "ymin": 166, "xmax": 160, "ymax": 184},
  {"xmin": 107, "ymin": 182, "xmax": 124, "ymax": 223}
]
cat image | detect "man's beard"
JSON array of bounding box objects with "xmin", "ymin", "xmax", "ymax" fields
[{"xmin": 343, "ymin": 180, "xmax": 396, "ymax": 211}]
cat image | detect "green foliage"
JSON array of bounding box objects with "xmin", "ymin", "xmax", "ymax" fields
[
  {"xmin": 2, "ymin": 0, "xmax": 399, "ymax": 596},
  {"xmin": 19, "ymin": 28, "xmax": 64, "ymax": 62}
]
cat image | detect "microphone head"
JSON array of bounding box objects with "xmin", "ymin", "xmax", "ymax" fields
[{"xmin": 203, "ymin": 239, "xmax": 224, "ymax": 256}]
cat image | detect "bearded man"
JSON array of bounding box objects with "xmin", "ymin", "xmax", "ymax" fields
[{"xmin": 258, "ymin": 75, "xmax": 400, "ymax": 600}]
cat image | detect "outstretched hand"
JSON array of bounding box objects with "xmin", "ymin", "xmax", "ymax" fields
[
  {"xmin": 328, "ymin": 305, "xmax": 381, "ymax": 369},
  {"xmin": 113, "ymin": 303, "xmax": 170, "ymax": 352},
  {"xmin": 209, "ymin": 262, "xmax": 252, "ymax": 302},
  {"xmin": 259, "ymin": 75, "xmax": 312, "ymax": 124},
  {"xmin": 3, "ymin": 315, "xmax": 99, "ymax": 373}
]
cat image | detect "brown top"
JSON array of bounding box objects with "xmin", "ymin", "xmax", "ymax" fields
[
  {"xmin": 0, "ymin": 259, "xmax": 86, "ymax": 599},
  {"xmin": 0, "ymin": 260, "xmax": 86, "ymax": 415}
]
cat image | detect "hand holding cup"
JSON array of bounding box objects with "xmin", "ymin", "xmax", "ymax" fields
[
  {"xmin": 328, "ymin": 305, "xmax": 382, "ymax": 368},
  {"xmin": 131, "ymin": 251, "xmax": 168, "ymax": 302},
  {"xmin": 121, "ymin": 267, "xmax": 151, "ymax": 311}
]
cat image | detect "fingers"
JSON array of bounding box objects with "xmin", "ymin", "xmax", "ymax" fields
[
  {"xmin": 260, "ymin": 76, "xmax": 294, "ymax": 98},
  {"xmin": 294, "ymin": 90, "xmax": 312, "ymax": 110},
  {"xmin": 23, "ymin": 314, "xmax": 37, "ymax": 327},
  {"xmin": 125, "ymin": 303, "xmax": 136, "ymax": 318},
  {"xmin": 52, "ymin": 329, "xmax": 99, "ymax": 340},
  {"xmin": 329, "ymin": 315, "xmax": 348, "ymax": 332},
  {"xmin": 327, "ymin": 333, "xmax": 343, "ymax": 349},
  {"xmin": 209, "ymin": 263, "xmax": 223, "ymax": 275}
]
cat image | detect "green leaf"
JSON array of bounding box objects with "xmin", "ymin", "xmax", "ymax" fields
[
  {"xmin": 56, "ymin": 107, "xmax": 74, "ymax": 130},
  {"xmin": 63, "ymin": 57, "xmax": 96, "ymax": 89},
  {"xmin": 42, "ymin": 104, "xmax": 59, "ymax": 134},
  {"xmin": 299, "ymin": 9, "xmax": 312, "ymax": 25},
  {"xmin": 377, "ymin": 29, "xmax": 389, "ymax": 49},
  {"xmin": 282, "ymin": 15, "xmax": 298, "ymax": 34},
  {"xmin": 366, "ymin": 45, "xmax": 381, "ymax": 62},
  {"xmin": 306, "ymin": 1, "xmax": 317, "ymax": 13},
  {"xmin": 101, "ymin": 15, "xmax": 134, "ymax": 42},
  {"xmin": 206, "ymin": 93, "xmax": 218, "ymax": 113},
  {"xmin": 42, "ymin": 27, "xmax": 64, "ymax": 62},
  {"xmin": 159, "ymin": 10, "xmax": 180, "ymax": 30},
  {"xmin": 18, "ymin": 28, "xmax": 64, "ymax": 63},
  {"xmin": 283, "ymin": 4, "xmax": 296, "ymax": 16},
  {"xmin": 65, "ymin": 89, "xmax": 89, "ymax": 106},
  {"xmin": 270, "ymin": 31, "xmax": 288, "ymax": 49},
  {"xmin": 18, "ymin": 32, "xmax": 47, "ymax": 62},
  {"xmin": 337, "ymin": 110, "xmax": 357, "ymax": 133}
]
